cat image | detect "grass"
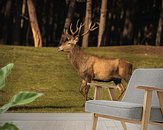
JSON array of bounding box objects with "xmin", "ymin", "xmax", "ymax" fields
[{"xmin": 0, "ymin": 45, "xmax": 163, "ymax": 112}]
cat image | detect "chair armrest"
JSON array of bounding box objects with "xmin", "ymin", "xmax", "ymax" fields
[
  {"xmin": 137, "ymin": 86, "xmax": 163, "ymax": 92},
  {"xmin": 137, "ymin": 86, "xmax": 163, "ymax": 124}
]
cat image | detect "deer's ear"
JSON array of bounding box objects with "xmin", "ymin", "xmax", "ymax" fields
[{"xmin": 74, "ymin": 37, "xmax": 79, "ymax": 44}]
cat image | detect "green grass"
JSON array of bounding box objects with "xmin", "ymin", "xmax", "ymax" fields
[{"xmin": 0, "ymin": 45, "xmax": 163, "ymax": 112}]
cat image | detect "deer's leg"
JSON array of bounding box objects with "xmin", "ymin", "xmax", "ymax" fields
[
  {"xmin": 79, "ymin": 80, "xmax": 90, "ymax": 101},
  {"xmin": 80, "ymin": 80, "xmax": 87, "ymax": 99},
  {"xmin": 85, "ymin": 75, "xmax": 92, "ymax": 101},
  {"xmin": 80, "ymin": 68, "xmax": 93, "ymax": 101},
  {"xmin": 113, "ymin": 78, "xmax": 124, "ymax": 92},
  {"xmin": 117, "ymin": 83, "xmax": 127, "ymax": 100},
  {"xmin": 79, "ymin": 79, "xmax": 89, "ymax": 106},
  {"xmin": 80, "ymin": 81, "xmax": 90, "ymax": 101},
  {"xmin": 85, "ymin": 84, "xmax": 91, "ymax": 101},
  {"xmin": 113, "ymin": 78, "xmax": 126, "ymax": 99},
  {"xmin": 80, "ymin": 78, "xmax": 92, "ymax": 102}
]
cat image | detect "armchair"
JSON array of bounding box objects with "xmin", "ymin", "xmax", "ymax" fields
[{"xmin": 85, "ymin": 69, "xmax": 163, "ymax": 130}]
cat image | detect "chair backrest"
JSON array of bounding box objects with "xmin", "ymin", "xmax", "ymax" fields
[{"xmin": 122, "ymin": 68, "xmax": 163, "ymax": 107}]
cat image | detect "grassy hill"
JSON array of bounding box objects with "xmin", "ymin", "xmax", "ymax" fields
[{"xmin": 0, "ymin": 45, "xmax": 163, "ymax": 112}]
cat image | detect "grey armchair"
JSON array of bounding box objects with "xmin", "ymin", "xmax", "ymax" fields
[{"xmin": 85, "ymin": 69, "xmax": 163, "ymax": 130}]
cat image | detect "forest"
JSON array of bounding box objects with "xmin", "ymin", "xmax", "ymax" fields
[{"xmin": 0, "ymin": 0, "xmax": 162, "ymax": 47}]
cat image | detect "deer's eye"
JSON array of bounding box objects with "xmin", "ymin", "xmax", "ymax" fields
[
  {"xmin": 68, "ymin": 43, "xmax": 71, "ymax": 46},
  {"xmin": 66, "ymin": 37, "xmax": 70, "ymax": 41}
]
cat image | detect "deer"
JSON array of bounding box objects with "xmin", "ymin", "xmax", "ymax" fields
[{"xmin": 58, "ymin": 20, "xmax": 133, "ymax": 102}]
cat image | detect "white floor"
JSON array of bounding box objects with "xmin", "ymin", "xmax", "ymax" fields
[{"xmin": 0, "ymin": 113, "xmax": 143, "ymax": 130}]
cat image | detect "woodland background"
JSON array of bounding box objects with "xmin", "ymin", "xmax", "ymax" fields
[{"xmin": 0, "ymin": 0, "xmax": 162, "ymax": 47}]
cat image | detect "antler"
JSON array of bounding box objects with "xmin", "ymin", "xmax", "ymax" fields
[
  {"xmin": 63, "ymin": 28, "xmax": 68, "ymax": 35},
  {"xmin": 81, "ymin": 22, "xmax": 98, "ymax": 36},
  {"xmin": 69, "ymin": 19, "xmax": 80, "ymax": 36},
  {"xmin": 64, "ymin": 20, "xmax": 98, "ymax": 38},
  {"xmin": 77, "ymin": 22, "xmax": 85, "ymax": 36}
]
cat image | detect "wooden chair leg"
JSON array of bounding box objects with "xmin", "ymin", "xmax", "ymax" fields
[
  {"xmin": 92, "ymin": 113, "xmax": 98, "ymax": 130},
  {"xmin": 121, "ymin": 121, "xmax": 127, "ymax": 130},
  {"xmin": 108, "ymin": 88, "xmax": 117, "ymax": 101},
  {"xmin": 157, "ymin": 91, "xmax": 163, "ymax": 114},
  {"xmin": 141, "ymin": 90, "xmax": 152, "ymax": 130},
  {"xmin": 108, "ymin": 88, "xmax": 113, "ymax": 100},
  {"xmin": 94, "ymin": 86, "xmax": 102, "ymax": 100}
]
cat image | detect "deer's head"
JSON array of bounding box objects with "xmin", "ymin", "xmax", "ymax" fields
[{"xmin": 58, "ymin": 20, "xmax": 98, "ymax": 52}]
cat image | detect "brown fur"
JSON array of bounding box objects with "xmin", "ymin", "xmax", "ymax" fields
[{"xmin": 59, "ymin": 43, "xmax": 132, "ymax": 101}]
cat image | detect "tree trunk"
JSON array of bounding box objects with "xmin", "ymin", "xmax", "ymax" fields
[
  {"xmin": 98, "ymin": 0, "xmax": 108, "ymax": 47},
  {"xmin": 27, "ymin": 0, "xmax": 42, "ymax": 47},
  {"xmin": 59, "ymin": 0, "xmax": 76, "ymax": 44},
  {"xmin": 121, "ymin": 10, "xmax": 133, "ymax": 45},
  {"xmin": 156, "ymin": 0, "xmax": 163, "ymax": 46},
  {"xmin": 21, "ymin": 0, "xmax": 26, "ymax": 28},
  {"xmin": 1, "ymin": 0, "xmax": 12, "ymax": 43},
  {"xmin": 82, "ymin": 0, "xmax": 92, "ymax": 48},
  {"xmin": 12, "ymin": 1, "xmax": 22, "ymax": 45}
]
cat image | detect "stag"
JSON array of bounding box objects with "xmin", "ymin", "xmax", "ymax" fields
[{"xmin": 58, "ymin": 21, "xmax": 132, "ymax": 102}]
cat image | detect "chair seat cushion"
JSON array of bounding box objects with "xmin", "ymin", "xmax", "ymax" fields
[{"xmin": 85, "ymin": 100, "xmax": 163, "ymax": 122}]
